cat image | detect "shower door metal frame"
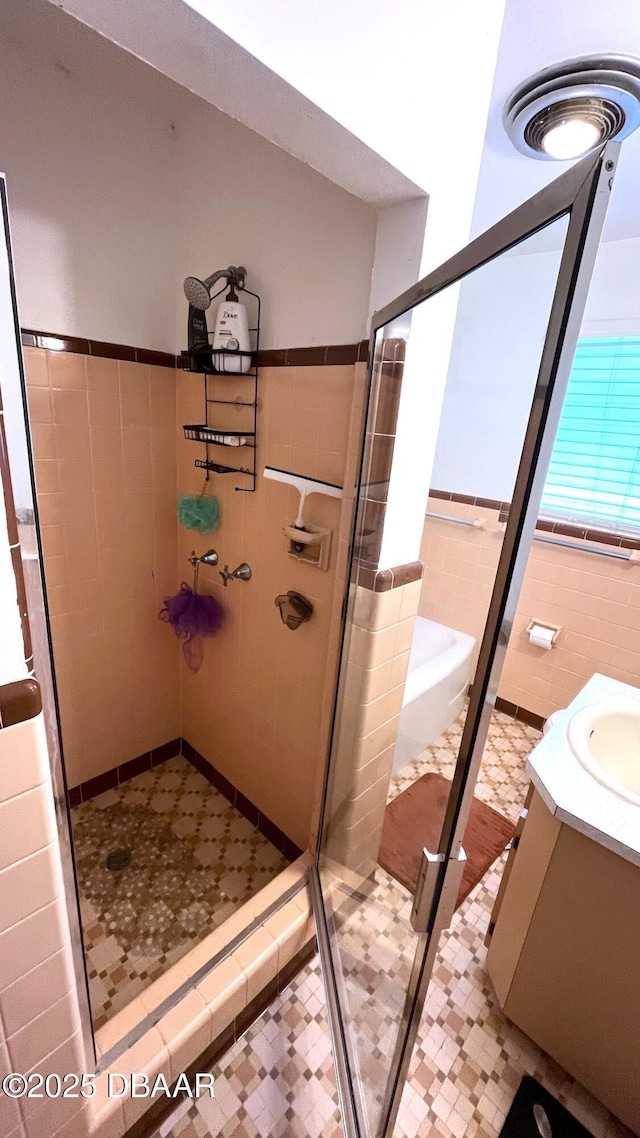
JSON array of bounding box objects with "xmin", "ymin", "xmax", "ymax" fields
[{"xmin": 311, "ymin": 141, "xmax": 619, "ymax": 1138}]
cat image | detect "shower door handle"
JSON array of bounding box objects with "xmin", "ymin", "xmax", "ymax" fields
[{"xmin": 410, "ymin": 846, "xmax": 467, "ymax": 934}]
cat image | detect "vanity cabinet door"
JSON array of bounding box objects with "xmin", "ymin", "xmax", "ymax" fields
[{"xmin": 485, "ymin": 783, "xmax": 534, "ymax": 945}]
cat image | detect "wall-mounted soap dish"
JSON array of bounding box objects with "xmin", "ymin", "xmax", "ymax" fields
[
  {"xmin": 283, "ymin": 524, "xmax": 331, "ymax": 571},
  {"xmin": 275, "ymin": 591, "xmax": 313, "ymax": 629}
]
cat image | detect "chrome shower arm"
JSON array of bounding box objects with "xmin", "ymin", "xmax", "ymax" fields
[
  {"xmin": 202, "ymin": 266, "xmax": 242, "ymax": 291},
  {"xmin": 183, "ymin": 265, "xmax": 247, "ymax": 310}
]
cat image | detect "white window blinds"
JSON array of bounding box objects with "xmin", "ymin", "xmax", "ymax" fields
[{"xmin": 541, "ymin": 335, "xmax": 640, "ymax": 533}]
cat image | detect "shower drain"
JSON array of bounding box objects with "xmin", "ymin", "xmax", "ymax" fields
[{"xmin": 105, "ymin": 848, "xmax": 132, "ymax": 872}]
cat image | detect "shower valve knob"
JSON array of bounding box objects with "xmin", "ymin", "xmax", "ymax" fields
[{"xmin": 220, "ymin": 562, "xmax": 252, "ymax": 586}]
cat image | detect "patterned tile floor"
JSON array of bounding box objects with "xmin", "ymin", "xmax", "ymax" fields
[
  {"xmin": 71, "ymin": 756, "xmax": 288, "ymax": 1030},
  {"xmin": 157, "ymin": 712, "xmax": 633, "ymax": 1138}
]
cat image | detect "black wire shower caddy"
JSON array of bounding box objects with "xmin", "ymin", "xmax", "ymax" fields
[{"xmin": 180, "ymin": 283, "xmax": 260, "ymax": 492}]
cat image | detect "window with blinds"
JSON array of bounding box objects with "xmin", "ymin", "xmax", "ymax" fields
[{"xmin": 541, "ymin": 335, "xmax": 640, "ymax": 533}]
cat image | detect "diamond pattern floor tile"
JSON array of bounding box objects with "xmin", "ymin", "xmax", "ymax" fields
[
  {"xmin": 157, "ymin": 712, "xmax": 633, "ymax": 1138},
  {"xmin": 72, "ymin": 755, "xmax": 289, "ymax": 1029}
]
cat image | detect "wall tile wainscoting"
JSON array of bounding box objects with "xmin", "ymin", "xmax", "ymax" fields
[{"xmin": 421, "ymin": 491, "xmax": 640, "ymax": 722}]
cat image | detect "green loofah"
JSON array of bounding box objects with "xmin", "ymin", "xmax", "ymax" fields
[{"xmin": 177, "ymin": 493, "xmax": 220, "ymax": 534}]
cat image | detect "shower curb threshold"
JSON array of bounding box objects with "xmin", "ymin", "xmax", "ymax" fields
[{"xmin": 86, "ymin": 855, "xmax": 313, "ymax": 1138}]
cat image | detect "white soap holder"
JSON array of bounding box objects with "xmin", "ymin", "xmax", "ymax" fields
[{"xmin": 283, "ymin": 523, "xmax": 331, "ymax": 570}]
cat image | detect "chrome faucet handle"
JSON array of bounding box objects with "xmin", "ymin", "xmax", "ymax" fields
[
  {"xmin": 188, "ymin": 549, "xmax": 218, "ymax": 567},
  {"xmin": 219, "ymin": 562, "xmax": 251, "ymax": 586}
]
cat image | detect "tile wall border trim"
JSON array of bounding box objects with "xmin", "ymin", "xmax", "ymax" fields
[
  {"xmin": 257, "ymin": 340, "xmax": 369, "ymax": 367},
  {"xmin": 73, "ymin": 735, "xmax": 302, "ymax": 860},
  {"xmin": 494, "ymin": 695, "xmax": 545, "ymax": 732},
  {"xmin": 21, "ymin": 329, "xmax": 177, "ymax": 369},
  {"xmin": 67, "ymin": 738, "xmax": 182, "ymax": 806},
  {"xmin": 431, "ymin": 487, "xmax": 640, "ymax": 551},
  {"xmin": 0, "ymin": 677, "xmax": 42, "ymax": 728},
  {"xmin": 181, "ymin": 737, "xmax": 303, "ymax": 863},
  {"xmin": 69, "ymin": 736, "xmax": 302, "ymax": 865},
  {"xmin": 21, "ymin": 329, "xmax": 370, "ymax": 370},
  {"xmin": 430, "ymin": 488, "xmax": 511, "ymax": 512},
  {"xmin": 357, "ymin": 559, "xmax": 424, "ymax": 593}
]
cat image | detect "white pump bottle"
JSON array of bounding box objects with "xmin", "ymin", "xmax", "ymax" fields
[{"xmin": 211, "ymin": 298, "xmax": 251, "ymax": 373}]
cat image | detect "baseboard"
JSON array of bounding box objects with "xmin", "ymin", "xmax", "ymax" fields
[
  {"xmin": 124, "ymin": 937, "xmax": 318, "ymax": 1138},
  {"xmin": 69, "ymin": 738, "xmax": 304, "ymax": 864},
  {"xmin": 67, "ymin": 738, "xmax": 182, "ymax": 807},
  {"xmin": 494, "ymin": 696, "xmax": 545, "ymax": 732},
  {"xmin": 181, "ymin": 737, "xmax": 303, "ymax": 863}
]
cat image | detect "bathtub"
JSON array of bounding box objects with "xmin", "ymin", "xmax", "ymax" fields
[{"xmin": 393, "ymin": 616, "xmax": 476, "ymax": 773}]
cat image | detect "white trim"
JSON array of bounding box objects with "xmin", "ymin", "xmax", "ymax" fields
[{"xmin": 580, "ymin": 317, "xmax": 640, "ymax": 337}]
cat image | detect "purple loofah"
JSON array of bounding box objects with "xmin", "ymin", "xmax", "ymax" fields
[{"xmin": 158, "ymin": 583, "xmax": 224, "ymax": 672}]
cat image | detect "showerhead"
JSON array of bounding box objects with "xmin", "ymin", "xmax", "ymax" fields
[
  {"xmin": 183, "ymin": 265, "xmax": 247, "ymax": 311},
  {"xmin": 184, "ymin": 276, "xmax": 212, "ymax": 310}
]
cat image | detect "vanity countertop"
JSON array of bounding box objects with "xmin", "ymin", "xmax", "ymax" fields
[{"xmin": 526, "ymin": 672, "xmax": 640, "ymax": 869}]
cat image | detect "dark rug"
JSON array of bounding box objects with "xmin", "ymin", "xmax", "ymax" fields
[
  {"xmin": 499, "ymin": 1075, "xmax": 596, "ymax": 1137},
  {"xmin": 378, "ymin": 772, "xmax": 515, "ymax": 908}
]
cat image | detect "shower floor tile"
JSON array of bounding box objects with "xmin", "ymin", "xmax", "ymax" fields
[
  {"xmin": 71, "ymin": 755, "xmax": 289, "ymax": 1030},
  {"xmin": 157, "ymin": 712, "xmax": 632, "ymax": 1138}
]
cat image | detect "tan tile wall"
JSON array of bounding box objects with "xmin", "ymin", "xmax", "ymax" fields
[
  {"xmin": 322, "ymin": 578, "xmax": 421, "ymax": 884},
  {"xmin": 177, "ymin": 364, "xmax": 357, "ymax": 851},
  {"xmin": 23, "ymin": 348, "xmax": 180, "ymax": 787},
  {"xmin": 23, "ymin": 344, "xmax": 359, "ymax": 845},
  {"xmin": 0, "ymin": 712, "xmax": 87, "ymax": 1138},
  {"xmin": 419, "ymin": 497, "xmax": 503, "ymax": 662},
  {"xmin": 420, "ymin": 495, "xmax": 640, "ymax": 720},
  {"xmin": 310, "ymin": 360, "xmax": 368, "ymax": 853}
]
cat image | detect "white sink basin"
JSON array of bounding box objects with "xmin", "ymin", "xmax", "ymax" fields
[{"xmin": 567, "ymin": 702, "xmax": 640, "ymax": 806}]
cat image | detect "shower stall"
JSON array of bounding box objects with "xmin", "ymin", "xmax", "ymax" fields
[{"xmin": 11, "ymin": 236, "xmax": 359, "ymax": 1070}]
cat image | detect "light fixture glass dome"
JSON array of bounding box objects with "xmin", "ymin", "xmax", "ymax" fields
[
  {"xmin": 541, "ymin": 118, "xmax": 603, "ymax": 159},
  {"xmin": 504, "ymin": 55, "xmax": 640, "ymax": 160}
]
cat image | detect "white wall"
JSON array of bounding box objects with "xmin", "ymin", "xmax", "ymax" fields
[
  {"xmin": 174, "ymin": 100, "xmax": 376, "ymax": 350},
  {"xmin": 180, "ymin": 0, "xmax": 507, "ymax": 274},
  {"xmin": 368, "ymin": 199, "xmax": 429, "ymax": 321},
  {"xmin": 0, "ymin": 494, "xmax": 26, "ymax": 685},
  {"xmin": 0, "ymin": 0, "xmax": 377, "ymax": 352},
  {"xmin": 430, "ymin": 234, "xmax": 640, "ymax": 501},
  {"xmin": 34, "ymin": 0, "xmax": 508, "ymax": 571},
  {"xmin": 183, "ymin": 0, "xmax": 503, "ymax": 202},
  {"xmin": 0, "ymin": 197, "xmax": 29, "ymax": 684}
]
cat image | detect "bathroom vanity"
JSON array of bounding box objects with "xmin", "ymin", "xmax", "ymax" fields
[{"xmin": 487, "ymin": 674, "xmax": 640, "ymax": 1134}]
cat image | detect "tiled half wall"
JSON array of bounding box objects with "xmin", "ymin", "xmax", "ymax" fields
[
  {"xmin": 420, "ymin": 493, "xmax": 640, "ymax": 722},
  {"xmin": 323, "ymin": 569, "xmax": 423, "ymax": 885},
  {"xmin": 0, "ymin": 695, "xmax": 88, "ymax": 1138},
  {"xmin": 317, "ymin": 334, "xmax": 424, "ymax": 885}
]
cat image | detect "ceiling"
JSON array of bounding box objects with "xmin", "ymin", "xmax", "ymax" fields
[
  {"xmin": 28, "ymin": 0, "xmax": 422, "ymax": 207},
  {"xmin": 471, "ymin": 0, "xmax": 640, "ymax": 246},
  {"xmin": 4, "ymin": 0, "xmax": 640, "ymax": 244}
]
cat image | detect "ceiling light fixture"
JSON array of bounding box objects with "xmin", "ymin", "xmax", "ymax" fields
[{"xmin": 504, "ymin": 55, "xmax": 640, "ymax": 160}]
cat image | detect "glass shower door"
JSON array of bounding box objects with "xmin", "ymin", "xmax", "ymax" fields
[{"xmin": 310, "ymin": 142, "xmax": 619, "ymax": 1138}]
